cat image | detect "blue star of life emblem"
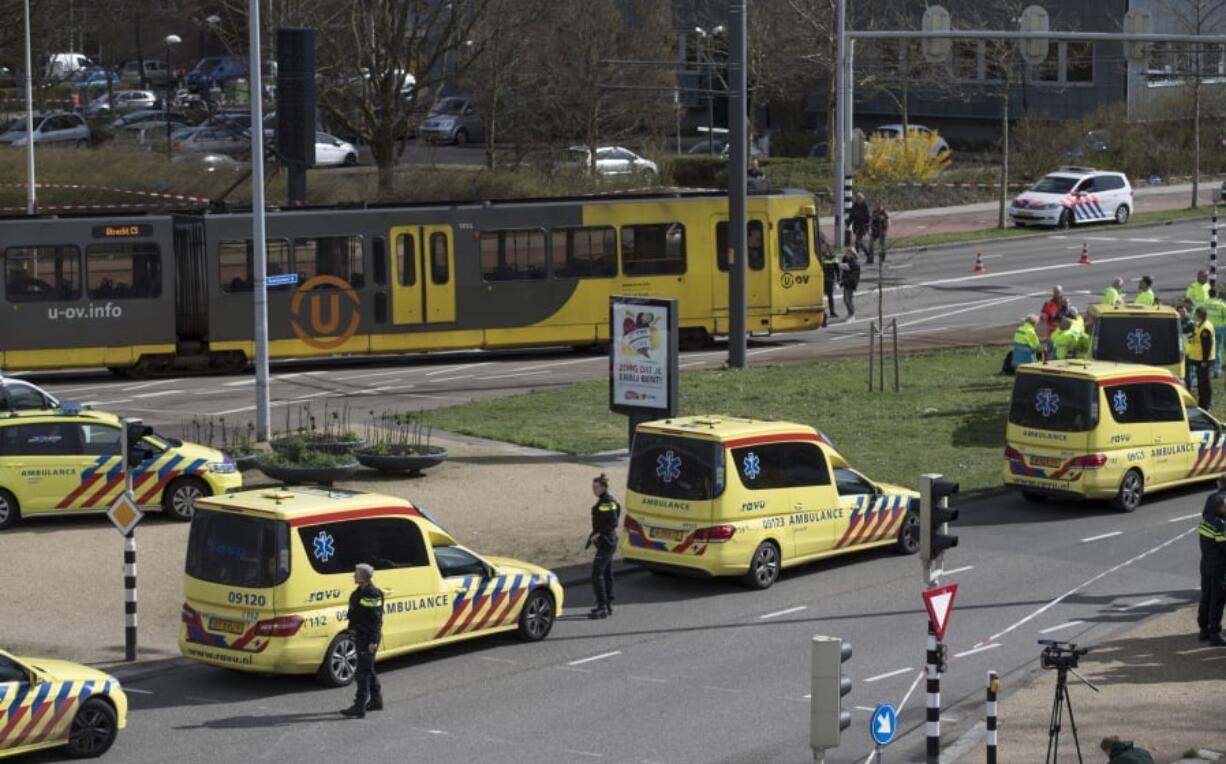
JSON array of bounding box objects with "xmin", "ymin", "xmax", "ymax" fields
[
  {"xmin": 1111, "ymin": 389, "xmax": 1128, "ymax": 416},
  {"xmin": 656, "ymin": 449, "xmax": 682, "ymax": 483},
  {"xmin": 312, "ymin": 530, "xmax": 335, "ymax": 562},
  {"xmin": 742, "ymin": 452, "xmax": 762, "ymax": 480},
  {"xmin": 1035, "ymin": 388, "xmax": 1061, "ymax": 418},
  {"xmin": 1126, "ymin": 328, "xmax": 1151, "ymax": 355}
]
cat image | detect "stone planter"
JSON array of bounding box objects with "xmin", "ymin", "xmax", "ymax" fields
[
  {"xmin": 256, "ymin": 459, "xmax": 360, "ymax": 486},
  {"xmin": 270, "ymin": 437, "xmax": 365, "ymax": 455},
  {"xmin": 354, "ymin": 446, "xmax": 448, "ymax": 476},
  {"xmin": 232, "ymin": 453, "xmax": 260, "ymax": 471}
]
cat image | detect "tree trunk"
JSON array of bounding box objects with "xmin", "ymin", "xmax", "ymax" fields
[
  {"xmin": 1193, "ymin": 78, "xmax": 1202, "ymax": 209},
  {"xmin": 998, "ymin": 90, "xmax": 1009, "ymax": 230},
  {"xmin": 372, "ymin": 133, "xmax": 396, "ymax": 197}
]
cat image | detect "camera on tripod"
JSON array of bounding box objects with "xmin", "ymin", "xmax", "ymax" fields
[{"xmin": 1039, "ymin": 639, "xmax": 1090, "ymax": 670}]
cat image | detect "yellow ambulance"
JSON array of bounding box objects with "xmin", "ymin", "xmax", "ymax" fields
[
  {"xmin": 623, "ymin": 416, "xmax": 919, "ymax": 589},
  {"xmin": 1004, "ymin": 360, "xmax": 1225, "ymax": 511},
  {"xmin": 180, "ymin": 487, "xmax": 564, "ymax": 685},
  {"xmin": 1088, "ymin": 303, "xmax": 1183, "ymax": 380}
]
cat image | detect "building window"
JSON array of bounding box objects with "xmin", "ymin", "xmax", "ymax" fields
[
  {"xmin": 4, "ymin": 245, "xmax": 80, "ymax": 302},
  {"xmin": 552, "ymin": 226, "xmax": 617, "ymax": 278},
  {"xmin": 218, "ymin": 239, "xmax": 291, "ymax": 292},
  {"xmin": 715, "ymin": 221, "xmax": 765, "ymax": 272},
  {"xmin": 86, "ymin": 243, "xmax": 161, "ymax": 299},
  {"xmin": 480, "ymin": 229, "xmax": 547, "ymax": 281},
  {"xmin": 293, "ymin": 236, "xmax": 364, "ymax": 287},
  {"xmin": 1066, "ymin": 42, "xmax": 1093, "ymax": 83},
  {"xmin": 621, "ymin": 223, "xmax": 686, "ymax": 276}
]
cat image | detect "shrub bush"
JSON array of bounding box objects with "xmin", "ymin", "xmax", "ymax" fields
[{"xmin": 856, "ymin": 130, "xmax": 951, "ymax": 185}]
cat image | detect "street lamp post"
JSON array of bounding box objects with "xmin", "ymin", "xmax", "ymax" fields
[
  {"xmin": 22, "ymin": 0, "xmax": 35, "ymax": 215},
  {"xmin": 164, "ymin": 34, "xmax": 181, "ymax": 158}
]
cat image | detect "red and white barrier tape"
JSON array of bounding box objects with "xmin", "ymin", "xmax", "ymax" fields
[{"xmin": 0, "ymin": 181, "xmax": 209, "ymax": 204}]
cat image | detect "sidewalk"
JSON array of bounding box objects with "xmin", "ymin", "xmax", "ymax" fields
[
  {"xmin": 952, "ymin": 604, "xmax": 1226, "ymax": 764},
  {"xmin": 0, "ymin": 431, "xmax": 629, "ymax": 667}
]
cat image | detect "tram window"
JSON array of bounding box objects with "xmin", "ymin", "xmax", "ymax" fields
[
  {"xmin": 372, "ymin": 237, "xmax": 387, "ymax": 286},
  {"xmin": 430, "ymin": 233, "xmax": 449, "ymax": 285},
  {"xmin": 395, "ymin": 234, "xmax": 417, "ymax": 286},
  {"xmin": 552, "ymin": 226, "xmax": 616, "ymax": 279},
  {"xmin": 86, "ymin": 243, "xmax": 161, "ymax": 299},
  {"xmin": 218, "ymin": 239, "xmax": 290, "ymax": 292},
  {"xmin": 778, "ymin": 218, "xmax": 810, "ymax": 271},
  {"xmin": 621, "ymin": 223, "xmax": 686, "ymax": 276},
  {"xmin": 714, "ymin": 221, "xmax": 765, "ymax": 272},
  {"xmin": 480, "ymin": 229, "xmax": 546, "ymax": 282},
  {"xmin": 4, "ymin": 245, "xmax": 81, "ymax": 302},
  {"xmin": 294, "ymin": 236, "xmax": 365, "ymax": 288}
]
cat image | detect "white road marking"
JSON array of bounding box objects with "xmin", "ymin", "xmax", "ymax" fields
[
  {"xmin": 334, "ymin": 368, "xmax": 415, "ymax": 381},
  {"xmin": 981, "ymin": 527, "xmax": 1198, "ymax": 646},
  {"xmin": 855, "ymin": 706, "xmax": 876, "ymax": 712},
  {"xmin": 1039, "ymin": 621, "xmax": 1084, "ymax": 634},
  {"xmin": 1080, "ymin": 531, "xmax": 1123, "ymax": 543},
  {"xmin": 479, "ymin": 656, "xmax": 517, "ymax": 664},
  {"xmin": 427, "ymin": 362, "xmax": 490, "ymax": 376},
  {"xmin": 121, "ymin": 379, "xmax": 180, "ymax": 391},
  {"xmin": 953, "ymin": 643, "xmax": 1001, "ymax": 659},
  {"xmin": 422, "ymin": 374, "xmax": 472, "ymax": 383},
  {"xmin": 123, "ymin": 687, "xmax": 154, "ymax": 695},
  {"xmin": 562, "ymin": 750, "xmax": 603, "ymax": 759},
  {"xmin": 567, "ymin": 650, "xmax": 622, "ymax": 666},
  {"xmin": 864, "ymin": 667, "xmax": 912, "ymax": 683},
  {"xmin": 942, "ymin": 565, "xmax": 975, "ymax": 576},
  {"xmin": 208, "ymin": 400, "xmax": 295, "ymax": 416},
  {"xmin": 80, "ymin": 399, "xmax": 132, "ymax": 406},
  {"xmin": 895, "ymin": 670, "xmax": 926, "ymax": 720},
  {"xmin": 759, "ymin": 605, "xmax": 807, "ymax": 620},
  {"xmin": 701, "ymin": 685, "xmax": 745, "ymax": 694},
  {"xmin": 1120, "ymin": 597, "xmax": 1164, "ymax": 611},
  {"xmin": 477, "ymin": 370, "xmax": 552, "ymax": 380},
  {"xmin": 132, "ymin": 390, "xmax": 182, "ymax": 399},
  {"xmin": 291, "ymin": 391, "xmax": 335, "ymax": 400},
  {"xmin": 511, "ymin": 357, "xmax": 605, "ymax": 373},
  {"xmin": 627, "ymin": 675, "xmax": 667, "ymax": 684},
  {"xmin": 222, "ymin": 378, "xmax": 254, "ymax": 387},
  {"xmin": 1170, "ymin": 512, "xmax": 1202, "ymax": 522},
  {"xmin": 555, "ymin": 666, "xmax": 593, "ymax": 673}
]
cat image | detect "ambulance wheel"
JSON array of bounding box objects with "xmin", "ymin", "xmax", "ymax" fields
[
  {"xmin": 1058, "ymin": 210, "xmax": 1072, "ymax": 229},
  {"xmin": 65, "ymin": 698, "xmax": 118, "ymax": 758},
  {"xmin": 0, "ymin": 489, "xmax": 19, "ymax": 530},
  {"xmin": 1021, "ymin": 491, "xmax": 1047, "ymax": 503},
  {"xmin": 1111, "ymin": 469, "xmax": 1144, "ymax": 513},
  {"xmin": 517, "ymin": 589, "xmax": 555, "ymax": 642},
  {"xmin": 317, "ymin": 631, "xmax": 358, "ymax": 687},
  {"xmin": 1114, "ymin": 205, "xmax": 1130, "ymax": 225},
  {"xmin": 895, "ymin": 512, "xmax": 920, "ymax": 555},
  {"xmin": 163, "ymin": 477, "xmax": 208, "ymax": 521},
  {"xmin": 742, "ymin": 541, "xmax": 780, "ymax": 590}
]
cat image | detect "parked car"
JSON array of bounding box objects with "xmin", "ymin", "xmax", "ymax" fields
[
  {"xmin": 117, "ymin": 120, "xmax": 192, "ymax": 146},
  {"xmin": 1010, "ymin": 167, "xmax": 1133, "ymax": 227},
  {"xmin": 172, "ymin": 152, "xmax": 245, "ymax": 172},
  {"xmin": 419, "ymin": 96, "xmax": 482, "ymax": 145},
  {"xmin": 172, "ymin": 125, "xmax": 249, "ymax": 157},
  {"xmin": 566, "ymin": 145, "xmax": 657, "ymax": 176},
  {"xmin": 0, "ymin": 113, "xmax": 90, "ymax": 147},
  {"xmin": 313, "ymin": 132, "xmax": 358, "ymax": 167},
  {"xmin": 118, "ymin": 59, "xmax": 172, "ymax": 87},
  {"xmin": 83, "ymin": 89, "xmax": 158, "ymax": 116},
  {"xmin": 868, "ymin": 123, "xmax": 951, "ymax": 157},
  {"xmin": 64, "ymin": 66, "xmax": 120, "ymax": 88},
  {"xmin": 112, "ymin": 109, "xmax": 186, "ymax": 129},
  {"xmin": 186, "ymin": 55, "xmax": 247, "ymax": 92},
  {"xmin": 42, "ymin": 52, "xmax": 93, "ymax": 81},
  {"xmin": 686, "ymin": 138, "xmax": 765, "ymax": 159}
]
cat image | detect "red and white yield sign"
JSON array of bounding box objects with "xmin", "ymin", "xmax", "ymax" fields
[{"xmin": 923, "ymin": 583, "xmax": 959, "ymax": 641}]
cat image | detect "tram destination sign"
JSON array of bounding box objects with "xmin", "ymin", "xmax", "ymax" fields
[{"xmin": 609, "ymin": 295, "xmax": 678, "ymax": 417}]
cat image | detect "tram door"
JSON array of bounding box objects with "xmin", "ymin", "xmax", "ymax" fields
[
  {"xmin": 711, "ymin": 217, "xmax": 771, "ymax": 320},
  {"xmin": 390, "ymin": 225, "xmax": 456, "ymax": 325}
]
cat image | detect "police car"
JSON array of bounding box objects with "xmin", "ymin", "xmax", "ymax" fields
[
  {"xmin": 0, "ymin": 406, "xmax": 243, "ymax": 530},
  {"xmin": 1010, "ymin": 167, "xmax": 1133, "ymax": 228}
]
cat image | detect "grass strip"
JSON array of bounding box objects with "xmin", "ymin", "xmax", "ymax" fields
[{"xmin": 426, "ymin": 346, "xmax": 1014, "ymax": 492}]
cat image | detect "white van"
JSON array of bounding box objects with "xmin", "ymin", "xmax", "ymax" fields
[{"xmin": 43, "ymin": 53, "xmax": 93, "ymax": 82}]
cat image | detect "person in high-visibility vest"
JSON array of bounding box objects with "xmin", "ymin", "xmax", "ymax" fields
[
  {"xmin": 1187, "ymin": 270, "xmax": 1211, "ymax": 307},
  {"xmin": 1102, "ymin": 277, "xmax": 1125, "ymax": 306},
  {"xmin": 1012, "ymin": 314, "xmax": 1042, "ymax": 368},
  {"xmin": 1187, "ymin": 306, "xmax": 1215, "ymax": 410},
  {"xmin": 1135, "ymin": 276, "xmax": 1157, "ymax": 306},
  {"xmin": 1206, "ymin": 287, "xmax": 1226, "ymax": 378},
  {"xmin": 1049, "ymin": 317, "xmax": 1078, "ymax": 360},
  {"xmin": 820, "ymin": 239, "xmax": 840, "ymax": 322}
]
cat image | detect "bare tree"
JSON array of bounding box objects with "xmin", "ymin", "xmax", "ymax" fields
[{"xmin": 462, "ymin": 0, "xmax": 542, "ymax": 168}]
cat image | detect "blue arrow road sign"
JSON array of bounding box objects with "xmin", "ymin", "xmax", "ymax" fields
[{"xmin": 870, "ymin": 704, "xmax": 897, "ymax": 746}]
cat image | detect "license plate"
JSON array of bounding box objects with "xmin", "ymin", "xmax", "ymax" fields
[
  {"xmin": 208, "ymin": 617, "xmax": 246, "ymax": 635},
  {"xmin": 649, "ymin": 527, "xmax": 684, "ymax": 542},
  {"xmin": 1015, "ymin": 211, "xmax": 1035, "ymax": 218},
  {"xmin": 1030, "ymin": 455, "xmax": 1064, "ymax": 468}
]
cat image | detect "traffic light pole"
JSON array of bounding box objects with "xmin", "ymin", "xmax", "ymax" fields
[{"xmin": 926, "ymin": 621, "xmax": 940, "ymax": 764}]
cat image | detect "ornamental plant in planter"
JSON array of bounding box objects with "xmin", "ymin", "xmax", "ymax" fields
[
  {"xmin": 354, "ymin": 411, "xmax": 447, "ymax": 476},
  {"xmin": 187, "ymin": 415, "xmax": 259, "ymax": 470},
  {"xmin": 256, "ymin": 439, "xmax": 360, "ymax": 486},
  {"xmin": 271, "ymin": 402, "xmax": 365, "ymax": 455}
]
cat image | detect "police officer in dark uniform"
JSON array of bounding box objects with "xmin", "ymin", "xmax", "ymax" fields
[
  {"xmin": 588, "ymin": 473, "xmax": 621, "ymax": 620},
  {"xmin": 342, "ymin": 563, "xmax": 385, "ymax": 718},
  {"xmin": 1198, "ymin": 481, "xmax": 1226, "ymax": 646}
]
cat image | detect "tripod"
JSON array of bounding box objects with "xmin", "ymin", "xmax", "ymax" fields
[{"xmin": 1045, "ymin": 665, "xmax": 1100, "ymax": 764}]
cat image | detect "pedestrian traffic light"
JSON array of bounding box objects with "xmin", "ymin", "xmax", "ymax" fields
[
  {"xmin": 810, "ymin": 635, "xmax": 853, "ymax": 751},
  {"xmin": 936, "ymin": 642, "xmax": 949, "ymax": 674},
  {"xmin": 920, "ymin": 473, "xmax": 960, "ymax": 567}
]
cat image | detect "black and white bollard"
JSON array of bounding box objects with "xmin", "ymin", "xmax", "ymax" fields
[
  {"xmin": 124, "ymin": 531, "xmax": 137, "ymax": 661},
  {"xmin": 986, "ymin": 670, "xmax": 1000, "ymax": 764},
  {"xmin": 843, "ymin": 176, "xmax": 854, "ymax": 247},
  {"xmin": 926, "ymin": 622, "xmax": 940, "ymax": 763}
]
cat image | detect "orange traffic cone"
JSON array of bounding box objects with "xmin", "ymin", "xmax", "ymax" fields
[
  {"xmin": 1078, "ymin": 242, "xmax": 1092, "ymax": 265},
  {"xmin": 974, "ymin": 253, "xmax": 985, "ymax": 273}
]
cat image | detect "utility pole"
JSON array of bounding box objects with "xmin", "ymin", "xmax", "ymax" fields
[
  {"xmin": 249, "ymin": 0, "xmax": 271, "ymax": 441},
  {"xmin": 834, "ymin": 0, "xmax": 847, "ymax": 250},
  {"xmin": 728, "ymin": 0, "xmax": 747, "ymax": 369},
  {"xmin": 22, "ymin": 0, "xmax": 36, "ymax": 216}
]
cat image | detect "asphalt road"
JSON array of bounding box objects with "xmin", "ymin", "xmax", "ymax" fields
[
  {"xmin": 15, "ymin": 216, "xmax": 1218, "ymax": 434},
  {"xmin": 45, "ymin": 484, "xmax": 1199, "ymax": 764}
]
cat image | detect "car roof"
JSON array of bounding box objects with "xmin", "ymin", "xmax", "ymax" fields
[
  {"xmin": 637, "ymin": 414, "xmax": 820, "ymax": 443},
  {"xmin": 195, "ymin": 487, "xmax": 454, "ymax": 540},
  {"xmin": 0, "ymin": 407, "xmax": 120, "ymax": 425},
  {"xmin": 1016, "ymin": 359, "xmax": 1181, "ymax": 383}
]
